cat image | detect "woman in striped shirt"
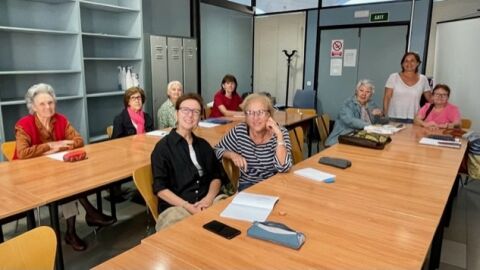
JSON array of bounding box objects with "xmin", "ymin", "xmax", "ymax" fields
[{"xmin": 215, "ymin": 93, "xmax": 293, "ymax": 191}]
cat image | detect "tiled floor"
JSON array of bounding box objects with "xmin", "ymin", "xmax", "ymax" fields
[{"xmin": 3, "ymin": 176, "xmax": 480, "ymax": 269}]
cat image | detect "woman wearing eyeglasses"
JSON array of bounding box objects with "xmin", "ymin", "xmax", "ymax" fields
[
  {"xmin": 414, "ymin": 84, "xmax": 461, "ymax": 129},
  {"xmin": 112, "ymin": 87, "xmax": 154, "ymax": 139},
  {"xmin": 325, "ymin": 79, "xmax": 383, "ymax": 146},
  {"xmin": 151, "ymin": 93, "xmax": 228, "ymax": 231},
  {"xmin": 215, "ymin": 93, "xmax": 293, "ymax": 191}
]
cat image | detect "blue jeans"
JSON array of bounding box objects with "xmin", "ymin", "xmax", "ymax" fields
[
  {"xmin": 389, "ymin": 118, "xmax": 413, "ymax": 124},
  {"xmin": 238, "ymin": 182, "xmax": 254, "ymax": 191}
]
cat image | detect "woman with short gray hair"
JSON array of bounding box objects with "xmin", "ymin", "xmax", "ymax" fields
[
  {"xmin": 325, "ymin": 79, "xmax": 383, "ymax": 146},
  {"xmin": 157, "ymin": 80, "xmax": 183, "ymax": 128},
  {"xmin": 14, "ymin": 83, "xmax": 115, "ymax": 251}
]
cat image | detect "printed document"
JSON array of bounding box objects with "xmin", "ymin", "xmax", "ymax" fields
[{"xmin": 220, "ymin": 192, "xmax": 279, "ymax": 222}]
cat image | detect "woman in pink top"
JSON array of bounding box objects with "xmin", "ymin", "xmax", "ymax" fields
[{"xmin": 414, "ymin": 84, "xmax": 461, "ymax": 129}]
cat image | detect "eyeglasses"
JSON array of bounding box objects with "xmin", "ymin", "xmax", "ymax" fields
[
  {"xmin": 179, "ymin": 107, "xmax": 201, "ymax": 116},
  {"xmin": 130, "ymin": 95, "xmax": 142, "ymax": 101},
  {"xmin": 433, "ymin": 93, "xmax": 448, "ymax": 98},
  {"xmin": 245, "ymin": 110, "xmax": 269, "ymax": 118}
]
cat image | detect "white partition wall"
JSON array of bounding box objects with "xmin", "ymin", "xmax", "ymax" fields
[
  {"xmin": 253, "ymin": 12, "xmax": 305, "ymax": 106},
  {"xmin": 434, "ymin": 17, "xmax": 480, "ymax": 130}
]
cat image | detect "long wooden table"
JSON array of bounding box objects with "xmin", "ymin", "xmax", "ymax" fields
[
  {"xmin": 94, "ymin": 125, "xmax": 466, "ymax": 269},
  {"xmin": 0, "ymin": 110, "xmax": 315, "ymax": 269}
]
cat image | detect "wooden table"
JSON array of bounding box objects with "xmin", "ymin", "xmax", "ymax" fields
[
  {"xmin": 93, "ymin": 244, "xmax": 200, "ymax": 270},
  {"xmin": 0, "ymin": 182, "xmax": 41, "ymax": 242},
  {"xmin": 97, "ymin": 125, "xmax": 466, "ymax": 269}
]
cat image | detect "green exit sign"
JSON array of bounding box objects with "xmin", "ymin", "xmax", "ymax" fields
[{"xmin": 370, "ymin": 12, "xmax": 389, "ymax": 22}]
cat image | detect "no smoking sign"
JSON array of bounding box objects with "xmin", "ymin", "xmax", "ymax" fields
[{"xmin": 330, "ymin": 39, "xmax": 344, "ymax": 57}]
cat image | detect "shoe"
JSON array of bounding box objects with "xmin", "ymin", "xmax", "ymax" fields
[
  {"xmin": 85, "ymin": 213, "xmax": 116, "ymax": 227},
  {"xmin": 65, "ymin": 233, "xmax": 87, "ymax": 251}
]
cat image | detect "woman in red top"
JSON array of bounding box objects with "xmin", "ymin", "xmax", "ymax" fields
[{"xmin": 209, "ymin": 74, "xmax": 243, "ymax": 118}]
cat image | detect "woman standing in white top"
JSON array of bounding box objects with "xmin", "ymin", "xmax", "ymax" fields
[{"xmin": 383, "ymin": 52, "xmax": 432, "ymax": 123}]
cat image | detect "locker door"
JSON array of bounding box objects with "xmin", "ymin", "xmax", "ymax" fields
[
  {"xmin": 167, "ymin": 37, "xmax": 184, "ymax": 85},
  {"xmin": 357, "ymin": 25, "xmax": 408, "ymax": 107},
  {"xmin": 317, "ymin": 28, "xmax": 360, "ymax": 119},
  {"xmin": 183, "ymin": 38, "xmax": 198, "ymax": 94},
  {"xmin": 150, "ymin": 35, "xmax": 168, "ymax": 125}
]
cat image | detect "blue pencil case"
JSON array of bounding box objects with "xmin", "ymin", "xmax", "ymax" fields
[{"xmin": 247, "ymin": 221, "xmax": 305, "ymax": 250}]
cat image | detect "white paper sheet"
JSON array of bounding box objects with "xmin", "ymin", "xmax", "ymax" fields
[
  {"xmin": 344, "ymin": 49, "xmax": 357, "ymax": 67},
  {"xmin": 220, "ymin": 192, "xmax": 279, "ymax": 222},
  {"xmin": 146, "ymin": 130, "xmax": 169, "ymax": 137},
  {"xmin": 330, "ymin": 59, "xmax": 343, "ymax": 76},
  {"xmin": 46, "ymin": 151, "xmax": 69, "ymax": 161},
  {"xmin": 198, "ymin": 121, "xmax": 220, "ymax": 128}
]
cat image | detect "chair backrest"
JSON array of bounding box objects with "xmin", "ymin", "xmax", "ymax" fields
[
  {"xmin": 285, "ymin": 108, "xmax": 316, "ymax": 116},
  {"xmin": 106, "ymin": 125, "xmax": 113, "ymax": 139},
  {"xmin": 288, "ymin": 126, "xmax": 304, "ymax": 164},
  {"xmin": 222, "ymin": 158, "xmax": 240, "ymax": 192},
  {"xmin": 461, "ymin": 118, "xmax": 472, "ymax": 129},
  {"xmin": 0, "ymin": 226, "xmax": 56, "ymax": 270},
  {"xmin": 133, "ymin": 164, "xmax": 159, "ymax": 222},
  {"xmin": 203, "ymin": 107, "xmax": 212, "ymax": 119},
  {"xmin": 321, "ymin": 114, "xmax": 331, "ymax": 135},
  {"xmin": 292, "ymin": 89, "xmax": 315, "ymax": 109},
  {"xmin": 1, "ymin": 141, "xmax": 16, "ymax": 161}
]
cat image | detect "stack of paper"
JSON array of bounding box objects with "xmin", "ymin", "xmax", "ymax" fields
[
  {"xmin": 220, "ymin": 192, "xmax": 279, "ymax": 222},
  {"xmin": 364, "ymin": 124, "xmax": 405, "ymax": 135},
  {"xmin": 294, "ymin": 168, "xmax": 335, "ymax": 183},
  {"xmin": 198, "ymin": 121, "xmax": 220, "ymax": 128},
  {"xmin": 146, "ymin": 130, "xmax": 169, "ymax": 137},
  {"xmin": 419, "ymin": 137, "xmax": 461, "ymax": 149}
]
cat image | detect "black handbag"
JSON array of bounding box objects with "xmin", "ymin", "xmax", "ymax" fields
[{"xmin": 338, "ymin": 130, "xmax": 392, "ymax": 150}]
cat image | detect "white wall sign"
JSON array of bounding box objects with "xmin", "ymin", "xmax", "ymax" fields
[
  {"xmin": 330, "ymin": 39, "xmax": 344, "ymax": 57},
  {"xmin": 330, "ymin": 58, "xmax": 343, "ymax": 76},
  {"xmin": 343, "ymin": 49, "xmax": 357, "ymax": 67}
]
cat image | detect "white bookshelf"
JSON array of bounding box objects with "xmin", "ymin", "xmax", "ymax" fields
[{"xmin": 0, "ymin": 0, "xmax": 143, "ymax": 145}]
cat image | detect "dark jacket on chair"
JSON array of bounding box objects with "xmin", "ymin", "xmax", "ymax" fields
[{"xmin": 112, "ymin": 109, "xmax": 154, "ymax": 139}]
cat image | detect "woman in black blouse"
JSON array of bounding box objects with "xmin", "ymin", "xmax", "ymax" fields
[
  {"xmin": 151, "ymin": 93, "xmax": 227, "ymax": 231},
  {"xmin": 112, "ymin": 87, "xmax": 154, "ymax": 139}
]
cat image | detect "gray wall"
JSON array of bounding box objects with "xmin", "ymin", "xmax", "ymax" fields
[
  {"xmin": 303, "ymin": 9, "xmax": 318, "ymax": 90},
  {"xmin": 200, "ymin": 3, "xmax": 253, "ymax": 102},
  {"xmin": 143, "ymin": 0, "xmax": 190, "ymax": 37},
  {"xmin": 304, "ymin": 0, "xmax": 432, "ymax": 90}
]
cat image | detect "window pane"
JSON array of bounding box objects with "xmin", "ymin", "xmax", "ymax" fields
[
  {"xmin": 227, "ymin": 0, "xmax": 252, "ymax": 6},
  {"xmin": 322, "ymin": 0, "xmax": 400, "ymax": 8},
  {"xmin": 255, "ymin": 0, "xmax": 318, "ymax": 14}
]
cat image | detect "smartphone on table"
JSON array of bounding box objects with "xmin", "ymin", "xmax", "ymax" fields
[{"xmin": 203, "ymin": 220, "xmax": 241, "ymax": 239}]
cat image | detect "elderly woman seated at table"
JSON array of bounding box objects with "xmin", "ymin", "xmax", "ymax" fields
[
  {"xmin": 215, "ymin": 93, "xmax": 293, "ymax": 191},
  {"xmin": 151, "ymin": 93, "xmax": 228, "ymax": 231},
  {"xmin": 14, "ymin": 83, "xmax": 115, "ymax": 251},
  {"xmin": 414, "ymin": 84, "xmax": 461, "ymax": 129},
  {"xmin": 112, "ymin": 87, "xmax": 154, "ymax": 139},
  {"xmin": 157, "ymin": 80, "xmax": 183, "ymax": 128},
  {"xmin": 325, "ymin": 79, "xmax": 383, "ymax": 146}
]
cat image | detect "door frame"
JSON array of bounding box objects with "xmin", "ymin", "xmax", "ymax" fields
[{"xmin": 314, "ymin": 21, "xmax": 410, "ymax": 112}]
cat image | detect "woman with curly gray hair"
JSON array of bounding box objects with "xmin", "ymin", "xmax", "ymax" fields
[{"xmin": 14, "ymin": 83, "xmax": 115, "ymax": 251}]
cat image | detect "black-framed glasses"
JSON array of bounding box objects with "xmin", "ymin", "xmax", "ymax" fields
[
  {"xmin": 245, "ymin": 110, "xmax": 269, "ymax": 118},
  {"xmin": 130, "ymin": 95, "xmax": 142, "ymax": 101},
  {"xmin": 179, "ymin": 107, "xmax": 201, "ymax": 116},
  {"xmin": 433, "ymin": 93, "xmax": 448, "ymax": 98}
]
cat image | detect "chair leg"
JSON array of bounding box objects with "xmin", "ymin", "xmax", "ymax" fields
[{"xmin": 464, "ymin": 175, "xmax": 470, "ymax": 185}]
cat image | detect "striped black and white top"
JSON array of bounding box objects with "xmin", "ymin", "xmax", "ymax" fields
[{"xmin": 215, "ymin": 122, "xmax": 293, "ymax": 187}]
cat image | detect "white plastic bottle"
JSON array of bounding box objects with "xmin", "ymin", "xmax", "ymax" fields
[
  {"xmin": 125, "ymin": 66, "xmax": 133, "ymax": 90},
  {"xmin": 132, "ymin": 72, "xmax": 140, "ymax": 87},
  {"xmin": 120, "ymin": 66, "xmax": 127, "ymax": 90}
]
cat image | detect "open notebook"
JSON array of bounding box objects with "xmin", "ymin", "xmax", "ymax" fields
[{"xmin": 220, "ymin": 192, "xmax": 279, "ymax": 222}]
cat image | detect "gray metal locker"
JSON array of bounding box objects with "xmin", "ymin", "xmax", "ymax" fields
[
  {"xmin": 167, "ymin": 37, "xmax": 184, "ymax": 86},
  {"xmin": 182, "ymin": 38, "xmax": 198, "ymax": 94},
  {"xmin": 149, "ymin": 35, "xmax": 168, "ymax": 125}
]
